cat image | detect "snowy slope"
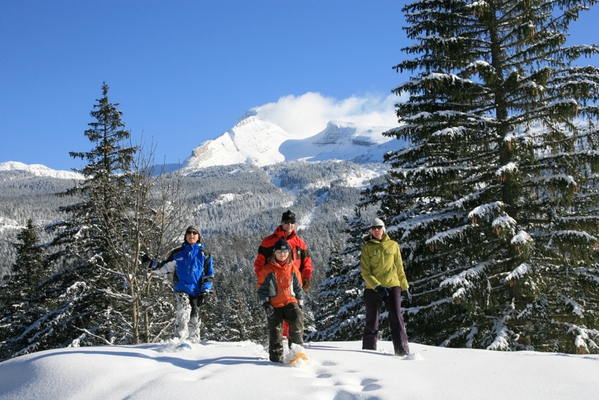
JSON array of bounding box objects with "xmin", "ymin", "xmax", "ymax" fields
[
  {"xmin": 0, "ymin": 161, "xmax": 81, "ymax": 180},
  {"xmin": 0, "ymin": 340, "xmax": 597, "ymax": 400},
  {"xmin": 182, "ymin": 110, "xmax": 403, "ymax": 170}
]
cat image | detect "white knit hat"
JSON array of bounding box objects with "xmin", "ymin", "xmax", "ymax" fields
[{"xmin": 370, "ymin": 218, "xmax": 385, "ymax": 229}]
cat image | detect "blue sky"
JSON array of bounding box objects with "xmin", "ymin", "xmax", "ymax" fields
[{"xmin": 1, "ymin": 1, "xmax": 598, "ymax": 171}]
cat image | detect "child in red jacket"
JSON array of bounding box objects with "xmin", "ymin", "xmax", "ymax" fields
[{"xmin": 257, "ymin": 237, "xmax": 304, "ymax": 363}]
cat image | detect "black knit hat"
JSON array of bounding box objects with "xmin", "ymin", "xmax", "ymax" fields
[
  {"xmin": 273, "ymin": 237, "xmax": 291, "ymax": 252},
  {"xmin": 281, "ymin": 210, "xmax": 296, "ymax": 224}
]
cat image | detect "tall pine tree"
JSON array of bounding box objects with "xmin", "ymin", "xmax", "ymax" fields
[
  {"xmin": 366, "ymin": 0, "xmax": 599, "ymax": 353},
  {"xmin": 38, "ymin": 82, "xmax": 178, "ymax": 350},
  {"xmin": 0, "ymin": 220, "xmax": 47, "ymax": 359}
]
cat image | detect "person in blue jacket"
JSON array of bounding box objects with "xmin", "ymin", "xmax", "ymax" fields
[{"xmin": 146, "ymin": 225, "xmax": 214, "ymax": 343}]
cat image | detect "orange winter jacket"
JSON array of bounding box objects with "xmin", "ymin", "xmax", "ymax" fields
[
  {"xmin": 257, "ymin": 257, "xmax": 304, "ymax": 308},
  {"xmin": 254, "ymin": 226, "xmax": 313, "ymax": 280}
]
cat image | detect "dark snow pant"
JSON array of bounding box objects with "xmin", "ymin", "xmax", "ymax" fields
[
  {"xmin": 175, "ymin": 292, "xmax": 201, "ymax": 342},
  {"xmin": 267, "ymin": 302, "xmax": 304, "ymax": 363},
  {"xmin": 362, "ymin": 286, "xmax": 410, "ymax": 356}
]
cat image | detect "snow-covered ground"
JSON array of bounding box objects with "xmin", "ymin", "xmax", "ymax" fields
[{"xmin": 1, "ymin": 339, "xmax": 597, "ymax": 400}]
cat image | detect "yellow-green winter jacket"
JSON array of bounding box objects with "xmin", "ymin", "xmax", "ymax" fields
[{"xmin": 360, "ymin": 233, "xmax": 409, "ymax": 291}]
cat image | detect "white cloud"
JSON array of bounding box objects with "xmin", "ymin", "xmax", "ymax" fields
[{"xmin": 256, "ymin": 92, "xmax": 404, "ymax": 137}]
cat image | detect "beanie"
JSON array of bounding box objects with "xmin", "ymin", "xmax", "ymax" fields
[
  {"xmin": 281, "ymin": 210, "xmax": 296, "ymax": 224},
  {"xmin": 185, "ymin": 225, "xmax": 200, "ymax": 234},
  {"xmin": 184, "ymin": 225, "xmax": 201, "ymax": 241},
  {"xmin": 273, "ymin": 237, "xmax": 291, "ymax": 252},
  {"xmin": 370, "ymin": 218, "xmax": 385, "ymax": 229}
]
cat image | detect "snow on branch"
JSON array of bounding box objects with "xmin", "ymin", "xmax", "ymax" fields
[
  {"xmin": 558, "ymin": 294, "xmax": 585, "ymax": 319},
  {"xmin": 432, "ymin": 126, "xmax": 467, "ymax": 139},
  {"xmin": 440, "ymin": 262, "xmax": 491, "ymax": 289},
  {"xmin": 495, "ymin": 162, "xmax": 518, "ymax": 178},
  {"xmin": 534, "ymin": 173, "xmax": 577, "ymax": 188},
  {"xmin": 425, "ymin": 224, "xmax": 471, "ymax": 247},
  {"xmin": 548, "ymin": 230, "xmax": 597, "ymax": 246},
  {"xmin": 505, "ymin": 263, "xmax": 530, "ymax": 283},
  {"xmin": 487, "ymin": 317, "xmax": 513, "ymax": 351},
  {"xmin": 492, "ymin": 214, "xmax": 517, "ymax": 235},
  {"xmin": 468, "ymin": 201, "xmax": 504, "ymax": 224},
  {"xmin": 511, "ymin": 230, "xmax": 533, "ymax": 246},
  {"xmin": 566, "ymin": 323, "xmax": 599, "ymax": 354}
]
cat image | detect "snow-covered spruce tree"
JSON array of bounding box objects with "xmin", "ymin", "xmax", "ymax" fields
[
  {"xmin": 307, "ymin": 212, "xmax": 369, "ymax": 341},
  {"xmin": 0, "ymin": 220, "xmax": 47, "ymax": 360},
  {"xmin": 369, "ymin": 0, "xmax": 599, "ymax": 353},
  {"xmin": 41, "ymin": 82, "xmax": 171, "ymax": 348},
  {"xmin": 308, "ymin": 246, "xmax": 350, "ymax": 341}
]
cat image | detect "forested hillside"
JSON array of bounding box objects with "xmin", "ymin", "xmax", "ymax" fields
[
  {"xmin": 0, "ymin": 172, "xmax": 81, "ymax": 277},
  {"xmin": 0, "ymin": 159, "xmax": 382, "ymax": 354}
]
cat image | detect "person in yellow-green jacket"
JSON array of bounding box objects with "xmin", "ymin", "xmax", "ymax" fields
[{"xmin": 360, "ymin": 217, "xmax": 411, "ymax": 356}]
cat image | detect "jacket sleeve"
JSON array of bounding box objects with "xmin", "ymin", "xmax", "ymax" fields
[
  {"xmin": 298, "ymin": 238, "xmax": 313, "ymax": 280},
  {"xmin": 201, "ymin": 254, "xmax": 214, "ymax": 293},
  {"xmin": 154, "ymin": 260, "xmax": 177, "ymax": 276},
  {"xmin": 394, "ymin": 243, "xmax": 409, "ymax": 291},
  {"xmin": 292, "ymin": 268, "xmax": 304, "ymax": 302},
  {"xmin": 257, "ymin": 271, "xmax": 278, "ymax": 303},
  {"xmin": 254, "ymin": 234, "xmax": 276, "ymax": 277},
  {"xmin": 253, "ymin": 250, "xmax": 267, "ymax": 278},
  {"xmin": 152, "ymin": 247, "xmax": 179, "ymax": 275}
]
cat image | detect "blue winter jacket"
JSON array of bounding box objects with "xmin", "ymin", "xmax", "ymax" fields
[{"xmin": 155, "ymin": 243, "xmax": 214, "ymax": 297}]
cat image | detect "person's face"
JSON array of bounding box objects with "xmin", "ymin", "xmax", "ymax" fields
[
  {"xmin": 275, "ymin": 249, "xmax": 289, "ymax": 262},
  {"xmin": 371, "ymin": 226, "xmax": 384, "ymax": 240},
  {"xmin": 281, "ymin": 220, "xmax": 295, "ymax": 235},
  {"xmin": 185, "ymin": 229, "xmax": 200, "ymax": 244}
]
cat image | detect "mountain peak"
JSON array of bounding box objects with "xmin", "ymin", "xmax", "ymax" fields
[
  {"xmin": 182, "ymin": 113, "xmax": 404, "ymax": 171},
  {"xmin": 0, "ymin": 161, "xmax": 82, "ymax": 180}
]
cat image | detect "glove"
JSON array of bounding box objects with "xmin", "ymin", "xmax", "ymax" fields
[
  {"xmin": 404, "ymin": 289, "xmax": 412, "ymax": 303},
  {"xmin": 374, "ymin": 285, "xmax": 389, "ymax": 297},
  {"xmin": 197, "ymin": 294, "xmax": 206, "ymax": 305},
  {"xmin": 263, "ymin": 302, "xmax": 275, "ymax": 319},
  {"xmin": 302, "ymin": 278, "xmax": 311, "ymax": 291},
  {"xmin": 141, "ymin": 254, "xmax": 158, "ymax": 270},
  {"xmin": 140, "ymin": 253, "xmax": 151, "ymax": 264}
]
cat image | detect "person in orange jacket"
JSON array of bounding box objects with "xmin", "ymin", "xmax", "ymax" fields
[
  {"xmin": 257, "ymin": 237, "xmax": 304, "ymax": 363},
  {"xmin": 254, "ymin": 210, "xmax": 313, "ymax": 338}
]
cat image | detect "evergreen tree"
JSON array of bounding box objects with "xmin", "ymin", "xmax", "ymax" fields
[
  {"xmin": 307, "ymin": 212, "xmax": 370, "ymax": 341},
  {"xmin": 368, "ymin": 0, "xmax": 599, "ymax": 353},
  {"xmin": 308, "ymin": 246, "xmax": 348, "ymax": 341},
  {"xmin": 0, "ymin": 219, "xmax": 47, "ymax": 359},
  {"xmin": 38, "ymin": 82, "xmax": 180, "ymax": 350}
]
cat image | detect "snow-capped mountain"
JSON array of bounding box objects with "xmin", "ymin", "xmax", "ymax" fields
[
  {"xmin": 0, "ymin": 161, "xmax": 81, "ymax": 180},
  {"xmin": 280, "ymin": 120, "xmax": 402, "ymax": 164},
  {"xmin": 1, "ymin": 110, "xmax": 404, "ymax": 176},
  {"xmin": 182, "ymin": 110, "xmax": 404, "ymax": 170},
  {"xmin": 182, "ymin": 110, "xmax": 295, "ymax": 169}
]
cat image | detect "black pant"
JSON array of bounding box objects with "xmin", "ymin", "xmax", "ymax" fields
[
  {"xmin": 267, "ymin": 302, "xmax": 304, "ymax": 363},
  {"xmin": 362, "ymin": 286, "xmax": 410, "ymax": 355}
]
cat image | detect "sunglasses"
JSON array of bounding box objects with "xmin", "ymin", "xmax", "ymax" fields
[
  {"xmin": 186, "ymin": 231, "xmax": 199, "ymax": 235},
  {"xmin": 371, "ymin": 226, "xmax": 383, "ymax": 230},
  {"xmin": 282, "ymin": 220, "xmax": 295, "ymax": 224}
]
